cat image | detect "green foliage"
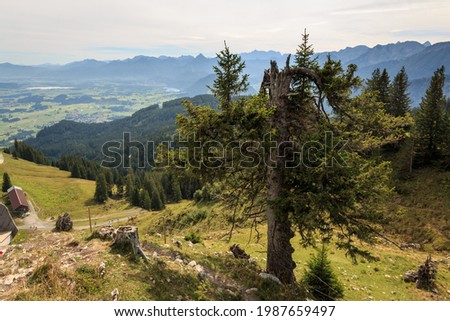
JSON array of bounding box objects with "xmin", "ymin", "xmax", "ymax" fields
[
  {"xmin": 2, "ymin": 172, "xmax": 12, "ymax": 192},
  {"xmin": 94, "ymin": 173, "xmax": 108, "ymax": 203},
  {"xmin": 26, "ymin": 95, "xmax": 218, "ymax": 160},
  {"xmin": 389, "ymin": 66, "xmax": 412, "ymax": 117},
  {"xmin": 178, "ymin": 209, "xmax": 207, "ymax": 227},
  {"xmin": 415, "ymin": 66, "xmax": 448, "ymax": 159},
  {"xmin": 293, "ymin": 29, "xmax": 319, "ymax": 104},
  {"xmin": 207, "ymin": 42, "xmax": 249, "ymax": 110},
  {"xmin": 366, "ymin": 68, "xmax": 390, "ymax": 109},
  {"xmin": 193, "ymin": 184, "xmax": 217, "ymax": 203},
  {"xmin": 176, "ymin": 35, "xmax": 412, "ymax": 282},
  {"xmin": 151, "ymin": 189, "xmax": 164, "ymax": 210},
  {"xmin": 301, "ymin": 246, "xmax": 344, "ymax": 301},
  {"xmin": 142, "ymin": 190, "xmax": 152, "ymax": 211},
  {"xmin": 13, "ymin": 139, "xmax": 49, "ymax": 165},
  {"xmin": 184, "ymin": 231, "xmax": 202, "ymax": 244}
]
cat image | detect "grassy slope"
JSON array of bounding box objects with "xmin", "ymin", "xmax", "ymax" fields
[
  {"xmin": 388, "ymin": 168, "xmax": 450, "ymax": 251},
  {"xmin": 133, "ymin": 201, "xmax": 450, "ymax": 301},
  {"xmin": 1, "ymin": 156, "xmax": 449, "ymax": 301},
  {"xmin": 0, "ymin": 153, "xmax": 130, "ymax": 220}
]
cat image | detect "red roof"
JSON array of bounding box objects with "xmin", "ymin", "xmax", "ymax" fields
[{"xmin": 7, "ymin": 186, "xmax": 29, "ymax": 211}]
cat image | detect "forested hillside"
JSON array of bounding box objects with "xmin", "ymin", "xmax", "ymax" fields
[{"xmin": 27, "ymin": 94, "xmax": 218, "ymax": 159}]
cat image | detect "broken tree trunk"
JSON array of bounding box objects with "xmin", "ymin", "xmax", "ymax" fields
[
  {"xmin": 112, "ymin": 226, "xmax": 148, "ymax": 261},
  {"xmin": 261, "ymin": 58, "xmax": 323, "ymax": 284}
]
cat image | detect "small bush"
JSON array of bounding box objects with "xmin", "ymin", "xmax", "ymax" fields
[
  {"xmin": 185, "ymin": 231, "xmax": 201, "ymax": 244},
  {"xmin": 301, "ymin": 246, "xmax": 344, "ymax": 301}
]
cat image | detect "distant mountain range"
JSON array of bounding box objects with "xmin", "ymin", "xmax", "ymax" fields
[{"xmin": 1, "ymin": 40, "xmax": 450, "ymax": 105}]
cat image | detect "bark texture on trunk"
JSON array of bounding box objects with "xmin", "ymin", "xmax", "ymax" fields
[
  {"xmin": 264, "ymin": 60, "xmax": 297, "ymax": 284},
  {"xmin": 261, "ymin": 59, "xmax": 321, "ymax": 284}
]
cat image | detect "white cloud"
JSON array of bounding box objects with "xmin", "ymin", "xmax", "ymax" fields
[{"xmin": 0, "ymin": 0, "xmax": 449, "ymax": 64}]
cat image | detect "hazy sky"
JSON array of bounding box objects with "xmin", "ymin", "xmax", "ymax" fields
[{"xmin": 1, "ymin": 0, "xmax": 449, "ymax": 65}]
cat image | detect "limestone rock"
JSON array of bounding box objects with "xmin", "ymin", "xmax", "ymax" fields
[{"xmin": 259, "ymin": 272, "xmax": 282, "ymax": 285}]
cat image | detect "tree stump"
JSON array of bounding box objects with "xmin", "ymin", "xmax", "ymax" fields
[
  {"xmin": 55, "ymin": 213, "xmax": 73, "ymax": 232},
  {"xmin": 416, "ymin": 255, "xmax": 436, "ymax": 290},
  {"xmin": 112, "ymin": 226, "xmax": 148, "ymax": 261}
]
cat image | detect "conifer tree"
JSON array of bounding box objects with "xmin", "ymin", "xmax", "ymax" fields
[
  {"xmin": 293, "ymin": 29, "xmax": 319, "ymax": 103},
  {"xmin": 131, "ymin": 187, "xmax": 140, "ymax": 206},
  {"xmin": 94, "ymin": 173, "xmax": 108, "ymax": 203},
  {"xmin": 125, "ymin": 170, "xmax": 135, "ymax": 201},
  {"xmin": 116, "ymin": 175, "xmax": 125, "ymax": 196},
  {"xmin": 176, "ymin": 37, "xmax": 409, "ymax": 284},
  {"xmin": 142, "ymin": 190, "xmax": 151, "ymax": 211},
  {"xmin": 389, "ymin": 67, "xmax": 412, "ymax": 117},
  {"xmin": 208, "ymin": 41, "xmax": 249, "ymax": 110},
  {"xmin": 151, "ymin": 189, "xmax": 164, "ymax": 210},
  {"xmin": 301, "ymin": 245, "xmax": 344, "ymax": 301},
  {"xmin": 2, "ymin": 172, "xmax": 12, "ymax": 192},
  {"xmin": 415, "ymin": 66, "xmax": 447, "ymax": 158},
  {"xmin": 366, "ymin": 68, "xmax": 390, "ymax": 108},
  {"xmin": 71, "ymin": 163, "xmax": 81, "ymax": 178},
  {"xmin": 172, "ymin": 179, "xmax": 182, "ymax": 203}
]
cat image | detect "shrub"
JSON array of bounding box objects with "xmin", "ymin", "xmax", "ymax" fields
[
  {"xmin": 184, "ymin": 231, "xmax": 201, "ymax": 244},
  {"xmin": 301, "ymin": 246, "xmax": 344, "ymax": 301}
]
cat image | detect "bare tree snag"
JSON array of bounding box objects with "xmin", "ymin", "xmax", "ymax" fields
[{"xmin": 112, "ymin": 226, "xmax": 148, "ymax": 261}]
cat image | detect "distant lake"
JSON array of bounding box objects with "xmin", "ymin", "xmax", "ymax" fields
[{"xmin": 27, "ymin": 86, "xmax": 74, "ymax": 90}]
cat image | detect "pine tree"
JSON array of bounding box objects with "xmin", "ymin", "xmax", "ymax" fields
[
  {"xmin": 142, "ymin": 190, "xmax": 151, "ymax": 211},
  {"xmin": 301, "ymin": 245, "xmax": 344, "ymax": 301},
  {"xmin": 389, "ymin": 67, "xmax": 412, "ymax": 116},
  {"xmin": 172, "ymin": 179, "xmax": 182, "ymax": 203},
  {"xmin": 125, "ymin": 169, "xmax": 135, "ymax": 201},
  {"xmin": 2, "ymin": 172, "xmax": 12, "ymax": 192},
  {"xmin": 104, "ymin": 170, "xmax": 114, "ymax": 197},
  {"xmin": 207, "ymin": 41, "xmax": 249, "ymax": 110},
  {"xmin": 176, "ymin": 37, "xmax": 406, "ymax": 284},
  {"xmin": 71, "ymin": 163, "xmax": 81, "ymax": 178},
  {"xmin": 94, "ymin": 173, "xmax": 108, "ymax": 203},
  {"xmin": 415, "ymin": 66, "xmax": 447, "ymax": 158},
  {"xmin": 116, "ymin": 175, "xmax": 125, "ymax": 196},
  {"xmin": 366, "ymin": 68, "xmax": 390, "ymax": 108},
  {"xmin": 151, "ymin": 189, "xmax": 164, "ymax": 210},
  {"xmin": 131, "ymin": 187, "xmax": 140, "ymax": 206},
  {"xmin": 293, "ymin": 29, "xmax": 319, "ymax": 103}
]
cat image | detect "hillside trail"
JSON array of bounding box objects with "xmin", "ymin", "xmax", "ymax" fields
[
  {"xmin": 0, "ymin": 152, "xmax": 4, "ymax": 164},
  {"xmin": 18, "ymin": 202, "xmax": 146, "ymax": 231}
]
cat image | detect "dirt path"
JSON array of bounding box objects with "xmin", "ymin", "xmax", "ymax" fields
[
  {"xmin": 20, "ymin": 199, "xmax": 53, "ymax": 230},
  {"xmin": 0, "ymin": 152, "xmax": 4, "ymax": 165},
  {"xmin": 18, "ymin": 202, "xmax": 147, "ymax": 231}
]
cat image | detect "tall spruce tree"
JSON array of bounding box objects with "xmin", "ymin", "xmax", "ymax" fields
[
  {"xmin": 293, "ymin": 29, "xmax": 319, "ymax": 103},
  {"xmin": 176, "ymin": 37, "xmax": 410, "ymax": 283},
  {"xmin": 125, "ymin": 169, "xmax": 135, "ymax": 201},
  {"xmin": 207, "ymin": 41, "xmax": 249, "ymax": 110},
  {"xmin": 172, "ymin": 179, "xmax": 182, "ymax": 203},
  {"xmin": 415, "ymin": 66, "xmax": 447, "ymax": 158},
  {"xmin": 151, "ymin": 189, "xmax": 164, "ymax": 210},
  {"xmin": 389, "ymin": 67, "xmax": 412, "ymax": 117},
  {"xmin": 2, "ymin": 172, "xmax": 12, "ymax": 192},
  {"xmin": 94, "ymin": 173, "xmax": 108, "ymax": 203},
  {"xmin": 366, "ymin": 68, "xmax": 390, "ymax": 108}
]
